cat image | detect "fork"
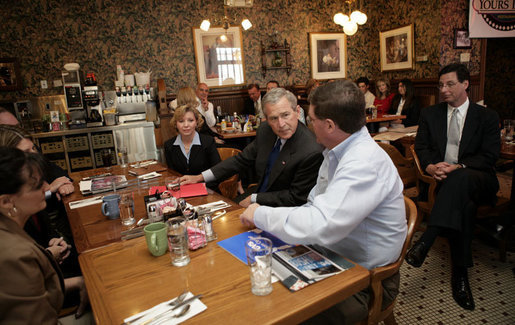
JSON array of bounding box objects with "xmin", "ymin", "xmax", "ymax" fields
[{"xmin": 123, "ymin": 291, "xmax": 188, "ymax": 325}]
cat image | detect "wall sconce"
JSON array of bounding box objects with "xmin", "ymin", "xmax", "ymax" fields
[{"xmin": 333, "ymin": 0, "xmax": 367, "ymax": 36}]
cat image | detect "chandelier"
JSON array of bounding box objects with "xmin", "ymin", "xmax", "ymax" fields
[
  {"xmin": 333, "ymin": 0, "xmax": 368, "ymax": 36},
  {"xmin": 200, "ymin": 5, "xmax": 252, "ymax": 33}
]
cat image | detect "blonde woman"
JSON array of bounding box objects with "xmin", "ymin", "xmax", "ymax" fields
[{"xmin": 373, "ymin": 77, "xmax": 395, "ymax": 116}]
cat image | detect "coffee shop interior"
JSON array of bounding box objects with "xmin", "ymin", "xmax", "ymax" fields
[{"xmin": 0, "ymin": 0, "xmax": 514, "ymax": 324}]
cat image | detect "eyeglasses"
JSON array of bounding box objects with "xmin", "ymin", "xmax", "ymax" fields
[{"xmin": 437, "ymin": 82, "xmax": 458, "ymax": 90}]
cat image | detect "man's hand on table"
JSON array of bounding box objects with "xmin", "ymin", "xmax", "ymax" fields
[
  {"xmin": 240, "ymin": 203, "xmax": 260, "ymax": 228},
  {"xmin": 178, "ymin": 174, "xmax": 204, "ymax": 185},
  {"xmin": 239, "ymin": 195, "xmax": 252, "ymax": 208}
]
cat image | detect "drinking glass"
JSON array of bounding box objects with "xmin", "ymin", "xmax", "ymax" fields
[
  {"xmin": 166, "ymin": 217, "xmax": 190, "ymax": 267},
  {"xmin": 101, "ymin": 149, "xmax": 112, "ymax": 170},
  {"xmin": 503, "ymin": 119, "xmax": 513, "ymax": 141},
  {"xmin": 117, "ymin": 146, "xmax": 128, "ymax": 168},
  {"xmin": 119, "ymin": 192, "xmax": 136, "ymax": 226},
  {"xmin": 245, "ymin": 237, "xmax": 273, "ymax": 296}
]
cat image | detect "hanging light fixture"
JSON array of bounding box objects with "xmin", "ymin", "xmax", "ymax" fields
[
  {"xmin": 200, "ymin": 5, "xmax": 252, "ymax": 32},
  {"xmin": 333, "ymin": 0, "xmax": 367, "ymax": 36}
]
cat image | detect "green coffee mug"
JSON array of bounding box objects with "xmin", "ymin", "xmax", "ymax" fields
[{"xmin": 144, "ymin": 222, "xmax": 168, "ymax": 256}]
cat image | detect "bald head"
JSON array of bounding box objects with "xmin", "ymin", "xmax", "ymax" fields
[{"xmin": 0, "ymin": 108, "xmax": 20, "ymax": 126}]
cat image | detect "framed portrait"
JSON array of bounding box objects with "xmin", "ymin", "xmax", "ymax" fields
[
  {"xmin": 454, "ymin": 29, "xmax": 472, "ymax": 49},
  {"xmin": 0, "ymin": 58, "xmax": 22, "ymax": 91},
  {"xmin": 309, "ymin": 32, "xmax": 347, "ymax": 80},
  {"xmin": 379, "ymin": 24, "xmax": 415, "ymax": 72},
  {"xmin": 192, "ymin": 26, "xmax": 246, "ymax": 88}
]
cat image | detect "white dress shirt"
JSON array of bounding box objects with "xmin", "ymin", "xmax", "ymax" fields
[
  {"xmin": 254, "ymin": 126, "xmax": 407, "ymax": 270},
  {"xmin": 446, "ymin": 97, "xmax": 469, "ymax": 141},
  {"xmin": 169, "ymin": 98, "xmax": 216, "ymax": 128},
  {"xmin": 364, "ymin": 90, "xmax": 376, "ymax": 109},
  {"xmin": 254, "ymin": 96, "xmax": 264, "ymax": 120}
]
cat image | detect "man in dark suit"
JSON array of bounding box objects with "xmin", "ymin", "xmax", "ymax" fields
[
  {"xmin": 244, "ymin": 83, "xmax": 265, "ymax": 120},
  {"xmin": 180, "ymin": 88, "xmax": 323, "ymax": 208},
  {"xmin": 406, "ymin": 63, "xmax": 500, "ymax": 310}
]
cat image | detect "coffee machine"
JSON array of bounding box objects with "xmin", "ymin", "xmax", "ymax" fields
[
  {"xmin": 62, "ymin": 64, "xmax": 86, "ymax": 128},
  {"xmin": 83, "ymin": 73, "xmax": 104, "ymax": 127}
]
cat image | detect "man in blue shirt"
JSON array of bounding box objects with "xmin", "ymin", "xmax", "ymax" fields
[{"xmin": 240, "ymin": 80, "xmax": 407, "ymax": 324}]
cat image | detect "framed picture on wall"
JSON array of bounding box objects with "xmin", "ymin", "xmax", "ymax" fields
[
  {"xmin": 453, "ymin": 29, "xmax": 472, "ymax": 49},
  {"xmin": 309, "ymin": 32, "xmax": 347, "ymax": 80},
  {"xmin": 0, "ymin": 58, "xmax": 22, "ymax": 91},
  {"xmin": 192, "ymin": 26, "xmax": 246, "ymax": 88},
  {"xmin": 379, "ymin": 24, "xmax": 415, "ymax": 72}
]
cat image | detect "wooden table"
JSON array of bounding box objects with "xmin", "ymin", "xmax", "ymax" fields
[
  {"xmin": 218, "ymin": 129, "xmax": 257, "ymax": 139},
  {"xmin": 63, "ymin": 166, "xmax": 241, "ymax": 253},
  {"xmin": 366, "ymin": 114, "xmax": 406, "ymax": 124},
  {"xmin": 79, "ymin": 209, "xmax": 370, "ymax": 325}
]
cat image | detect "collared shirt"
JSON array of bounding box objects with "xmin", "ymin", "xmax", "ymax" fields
[
  {"xmin": 364, "ymin": 90, "xmax": 376, "ymax": 109},
  {"xmin": 253, "ymin": 126, "xmax": 407, "ymax": 270},
  {"xmin": 446, "ymin": 97, "xmax": 469, "ymax": 141},
  {"xmin": 169, "ymin": 98, "xmax": 216, "ymax": 128},
  {"xmin": 254, "ymin": 96, "xmax": 264, "ymax": 120},
  {"xmin": 249, "ymin": 137, "xmax": 286, "ymax": 203},
  {"xmin": 396, "ymin": 98, "xmax": 405, "ymax": 115},
  {"xmin": 173, "ymin": 132, "xmax": 201, "ymax": 163}
]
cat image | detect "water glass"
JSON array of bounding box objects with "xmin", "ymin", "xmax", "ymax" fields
[
  {"xmin": 245, "ymin": 237, "xmax": 273, "ymax": 296},
  {"xmin": 117, "ymin": 146, "xmax": 128, "ymax": 168},
  {"xmin": 166, "ymin": 217, "xmax": 190, "ymax": 267},
  {"xmin": 119, "ymin": 193, "xmax": 136, "ymax": 226},
  {"xmin": 503, "ymin": 119, "xmax": 513, "ymax": 141}
]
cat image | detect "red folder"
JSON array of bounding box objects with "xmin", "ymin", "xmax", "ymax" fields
[{"xmin": 172, "ymin": 183, "xmax": 208, "ymax": 198}]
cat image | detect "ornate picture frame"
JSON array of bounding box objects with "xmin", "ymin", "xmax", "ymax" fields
[
  {"xmin": 453, "ymin": 29, "xmax": 472, "ymax": 49},
  {"xmin": 309, "ymin": 32, "xmax": 347, "ymax": 80},
  {"xmin": 379, "ymin": 24, "xmax": 415, "ymax": 72},
  {"xmin": 192, "ymin": 26, "xmax": 246, "ymax": 88},
  {"xmin": 0, "ymin": 58, "xmax": 22, "ymax": 91}
]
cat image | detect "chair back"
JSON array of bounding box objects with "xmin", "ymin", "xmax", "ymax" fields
[
  {"xmin": 361, "ymin": 196, "xmax": 417, "ymax": 325},
  {"xmin": 216, "ymin": 147, "xmax": 242, "ymax": 199},
  {"xmin": 377, "ymin": 142, "xmax": 416, "ymax": 189},
  {"xmin": 409, "ymin": 145, "xmax": 437, "ymax": 222}
]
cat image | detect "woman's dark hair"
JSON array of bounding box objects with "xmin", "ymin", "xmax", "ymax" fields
[
  {"xmin": 399, "ymin": 78, "xmax": 415, "ymax": 111},
  {"xmin": 0, "ymin": 147, "xmax": 45, "ymax": 195}
]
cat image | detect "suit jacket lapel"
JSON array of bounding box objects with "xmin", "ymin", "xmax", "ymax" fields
[
  {"xmin": 436, "ymin": 103, "xmax": 448, "ymax": 159},
  {"xmin": 459, "ymin": 103, "xmax": 479, "ymax": 158},
  {"xmin": 266, "ymin": 127, "xmax": 301, "ymax": 189},
  {"xmin": 189, "ymin": 145, "xmax": 201, "ymax": 165}
]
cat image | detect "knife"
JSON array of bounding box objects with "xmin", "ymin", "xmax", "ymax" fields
[{"xmin": 172, "ymin": 294, "xmax": 203, "ymax": 310}]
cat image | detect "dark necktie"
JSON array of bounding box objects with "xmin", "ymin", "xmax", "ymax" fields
[{"xmin": 258, "ymin": 138, "xmax": 282, "ymax": 192}]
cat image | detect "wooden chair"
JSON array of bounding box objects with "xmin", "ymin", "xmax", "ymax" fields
[
  {"xmin": 361, "ymin": 196, "xmax": 418, "ymax": 325},
  {"xmin": 217, "ymin": 147, "xmax": 242, "ymax": 199},
  {"xmin": 409, "ymin": 145, "xmax": 511, "ymax": 261},
  {"xmin": 377, "ymin": 142, "xmax": 417, "ymax": 190}
]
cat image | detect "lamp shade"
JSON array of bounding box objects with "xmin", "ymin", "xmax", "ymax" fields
[
  {"xmin": 333, "ymin": 12, "xmax": 349, "ymax": 26},
  {"xmin": 343, "ymin": 21, "xmax": 358, "ymax": 36},
  {"xmin": 350, "ymin": 10, "xmax": 361, "ymax": 23},
  {"xmin": 200, "ymin": 20, "xmax": 211, "ymax": 31},
  {"xmin": 241, "ymin": 19, "xmax": 252, "ymax": 30},
  {"xmin": 356, "ymin": 12, "xmax": 367, "ymax": 25}
]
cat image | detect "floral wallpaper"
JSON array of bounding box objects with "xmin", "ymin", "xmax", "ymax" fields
[{"xmin": 0, "ymin": 0, "xmax": 489, "ymax": 103}]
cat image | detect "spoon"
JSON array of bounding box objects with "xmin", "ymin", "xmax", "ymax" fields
[
  {"xmin": 123, "ymin": 291, "xmax": 188, "ymax": 324},
  {"xmin": 152, "ymin": 304, "xmax": 191, "ymax": 325}
]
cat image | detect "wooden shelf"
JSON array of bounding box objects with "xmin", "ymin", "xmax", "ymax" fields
[{"xmin": 261, "ymin": 39, "xmax": 292, "ymax": 77}]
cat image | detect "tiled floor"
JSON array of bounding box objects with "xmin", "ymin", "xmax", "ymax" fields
[{"xmin": 394, "ymin": 170, "xmax": 514, "ymax": 324}]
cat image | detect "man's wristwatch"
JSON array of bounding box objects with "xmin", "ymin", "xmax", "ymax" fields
[{"xmin": 456, "ymin": 163, "xmax": 466, "ymax": 169}]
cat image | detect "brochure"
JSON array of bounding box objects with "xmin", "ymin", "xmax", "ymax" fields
[
  {"xmin": 79, "ymin": 175, "xmax": 128, "ymax": 195},
  {"xmin": 218, "ymin": 230, "xmax": 354, "ymax": 292}
]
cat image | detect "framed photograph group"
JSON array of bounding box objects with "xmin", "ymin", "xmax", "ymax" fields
[
  {"xmin": 309, "ymin": 32, "xmax": 347, "ymax": 80},
  {"xmin": 379, "ymin": 24, "xmax": 414, "ymax": 72},
  {"xmin": 0, "ymin": 58, "xmax": 22, "ymax": 91},
  {"xmin": 453, "ymin": 29, "xmax": 472, "ymax": 49},
  {"xmin": 192, "ymin": 26, "xmax": 246, "ymax": 88}
]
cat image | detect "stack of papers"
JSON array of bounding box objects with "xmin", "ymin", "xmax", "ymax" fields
[{"xmin": 79, "ymin": 175, "xmax": 128, "ymax": 195}]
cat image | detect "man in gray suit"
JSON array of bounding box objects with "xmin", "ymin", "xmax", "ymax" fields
[{"xmin": 179, "ymin": 88, "xmax": 323, "ymax": 208}]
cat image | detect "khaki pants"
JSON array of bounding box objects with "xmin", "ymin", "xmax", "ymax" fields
[{"xmin": 302, "ymin": 271, "xmax": 400, "ymax": 325}]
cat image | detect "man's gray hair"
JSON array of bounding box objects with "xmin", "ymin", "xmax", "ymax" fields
[{"xmin": 262, "ymin": 88, "xmax": 297, "ymax": 115}]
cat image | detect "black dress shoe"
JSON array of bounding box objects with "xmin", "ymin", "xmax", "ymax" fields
[
  {"xmin": 451, "ymin": 274, "xmax": 475, "ymax": 310},
  {"xmin": 405, "ymin": 241, "xmax": 429, "ymax": 267}
]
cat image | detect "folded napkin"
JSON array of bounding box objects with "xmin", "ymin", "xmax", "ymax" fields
[
  {"xmin": 138, "ymin": 171, "xmax": 162, "ymax": 180},
  {"xmin": 195, "ymin": 200, "xmax": 231, "ymax": 212},
  {"xmin": 68, "ymin": 196, "xmax": 103, "ymax": 209},
  {"xmin": 123, "ymin": 292, "xmax": 206, "ymax": 325}
]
